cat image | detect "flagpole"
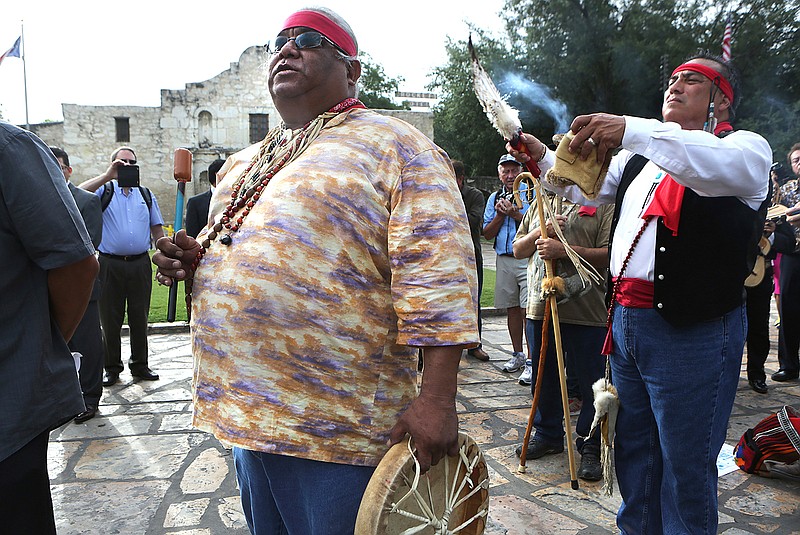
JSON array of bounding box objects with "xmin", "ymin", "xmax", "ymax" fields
[{"xmin": 21, "ymin": 22, "xmax": 29, "ymax": 130}]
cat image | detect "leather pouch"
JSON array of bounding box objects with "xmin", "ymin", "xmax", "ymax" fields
[{"xmin": 545, "ymin": 131, "xmax": 612, "ymax": 199}]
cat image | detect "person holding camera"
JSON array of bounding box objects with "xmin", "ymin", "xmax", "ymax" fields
[
  {"xmin": 482, "ymin": 154, "xmax": 531, "ymax": 375},
  {"xmin": 79, "ymin": 147, "xmax": 165, "ymax": 386}
]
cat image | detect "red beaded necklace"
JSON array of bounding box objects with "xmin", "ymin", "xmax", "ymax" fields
[{"xmin": 184, "ymin": 97, "xmax": 365, "ymax": 313}]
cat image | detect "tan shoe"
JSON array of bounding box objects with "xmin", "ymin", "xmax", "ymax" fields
[{"xmin": 468, "ymin": 347, "xmax": 490, "ymax": 361}]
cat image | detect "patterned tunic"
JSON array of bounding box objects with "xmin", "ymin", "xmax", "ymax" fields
[{"xmin": 190, "ymin": 108, "xmax": 479, "ymax": 466}]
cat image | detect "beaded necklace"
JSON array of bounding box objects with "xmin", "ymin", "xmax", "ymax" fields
[{"xmin": 184, "ymin": 97, "xmax": 364, "ymax": 312}]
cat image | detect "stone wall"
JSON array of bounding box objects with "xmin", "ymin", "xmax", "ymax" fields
[{"xmin": 31, "ymin": 45, "xmax": 435, "ymax": 225}]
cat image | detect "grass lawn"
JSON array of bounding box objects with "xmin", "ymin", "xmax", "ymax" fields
[
  {"xmin": 481, "ymin": 269, "xmax": 496, "ymax": 308},
  {"xmin": 148, "ymin": 261, "xmax": 496, "ymax": 323},
  {"xmin": 149, "ymin": 280, "xmax": 189, "ymax": 323},
  {"xmin": 146, "ymin": 252, "xmax": 189, "ymax": 323}
]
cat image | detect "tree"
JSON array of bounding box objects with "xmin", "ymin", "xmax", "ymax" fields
[
  {"xmin": 430, "ymin": 32, "xmax": 520, "ymax": 176},
  {"xmin": 717, "ymin": 0, "xmax": 800, "ymax": 159},
  {"xmin": 430, "ymin": 0, "xmax": 800, "ymax": 171},
  {"xmin": 358, "ymin": 53, "xmax": 408, "ymax": 110}
]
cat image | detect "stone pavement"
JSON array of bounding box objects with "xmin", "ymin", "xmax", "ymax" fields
[{"xmin": 50, "ymin": 310, "xmax": 800, "ymax": 534}]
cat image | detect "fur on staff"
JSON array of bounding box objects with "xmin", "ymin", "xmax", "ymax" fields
[
  {"xmin": 590, "ymin": 378, "xmax": 619, "ymax": 496},
  {"xmin": 541, "ymin": 275, "xmax": 566, "ymax": 297}
]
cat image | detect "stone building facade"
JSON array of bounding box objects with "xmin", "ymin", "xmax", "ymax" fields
[{"xmin": 32, "ymin": 45, "xmax": 434, "ymax": 225}]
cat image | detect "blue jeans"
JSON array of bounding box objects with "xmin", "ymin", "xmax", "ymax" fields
[
  {"xmin": 526, "ymin": 320, "xmax": 606, "ymax": 449},
  {"xmin": 233, "ymin": 448, "xmax": 376, "ymax": 535},
  {"xmin": 610, "ymin": 304, "xmax": 745, "ymax": 534}
]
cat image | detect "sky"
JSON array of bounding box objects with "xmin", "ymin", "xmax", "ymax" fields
[{"xmin": 0, "ymin": 0, "xmax": 507, "ymax": 126}]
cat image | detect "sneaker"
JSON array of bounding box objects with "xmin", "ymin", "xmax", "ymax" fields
[
  {"xmin": 518, "ymin": 360, "xmax": 533, "ymax": 385},
  {"xmin": 568, "ymin": 397, "xmax": 583, "ymax": 416},
  {"xmin": 515, "ymin": 436, "xmax": 564, "ymax": 460},
  {"xmin": 578, "ymin": 443, "xmax": 603, "ymax": 481},
  {"xmin": 502, "ymin": 352, "xmax": 526, "ymax": 373}
]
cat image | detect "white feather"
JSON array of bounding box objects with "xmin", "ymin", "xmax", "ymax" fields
[{"xmin": 469, "ymin": 37, "xmax": 521, "ymax": 140}]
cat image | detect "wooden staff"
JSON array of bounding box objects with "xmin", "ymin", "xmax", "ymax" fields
[
  {"xmin": 513, "ymin": 174, "xmax": 579, "ymax": 488},
  {"xmin": 468, "ymin": 39, "xmax": 582, "ymax": 486},
  {"xmin": 168, "ymin": 148, "xmax": 192, "ymax": 322},
  {"xmin": 518, "ymin": 287, "xmax": 551, "ymax": 474}
]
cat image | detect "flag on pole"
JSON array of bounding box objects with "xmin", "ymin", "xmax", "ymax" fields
[
  {"xmin": 721, "ymin": 15, "xmax": 732, "ymax": 61},
  {"xmin": 0, "ymin": 36, "xmax": 21, "ymax": 66}
]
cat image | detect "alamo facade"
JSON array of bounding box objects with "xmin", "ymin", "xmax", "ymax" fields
[{"xmin": 30, "ymin": 45, "xmax": 434, "ymax": 224}]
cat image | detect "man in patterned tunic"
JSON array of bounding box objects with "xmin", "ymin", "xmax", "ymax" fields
[{"xmin": 153, "ymin": 7, "xmax": 478, "ymax": 534}]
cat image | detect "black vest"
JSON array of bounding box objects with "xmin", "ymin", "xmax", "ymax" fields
[{"xmin": 608, "ymin": 154, "xmax": 767, "ymax": 326}]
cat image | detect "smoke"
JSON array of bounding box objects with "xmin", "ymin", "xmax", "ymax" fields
[{"xmin": 498, "ymin": 72, "xmax": 570, "ymax": 134}]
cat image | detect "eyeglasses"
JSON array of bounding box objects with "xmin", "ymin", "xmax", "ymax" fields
[
  {"xmin": 270, "ymin": 31, "xmax": 342, "ymax": 54},
  {"xmin": 119, "ymin": 158, "xmax": 136, "ymax": 165}
]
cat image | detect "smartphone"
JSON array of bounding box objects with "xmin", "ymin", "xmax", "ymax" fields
[{"xmin": 117, "ymin": 165, "xmax": 140, "ymax": 188}]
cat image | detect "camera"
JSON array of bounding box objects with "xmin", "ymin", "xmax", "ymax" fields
[
  {"xmin": 771, "ymin": 162, "xmax": 793, "ymax": 185},
  {"xmin": 117, "ymin": 165, "xmax": 140, "ymax": 188},
  {"xmin": 497, "ymin": 190, "xmax": 515, "ymax": 204}
]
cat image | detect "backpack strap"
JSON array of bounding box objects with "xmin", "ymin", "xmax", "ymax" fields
[
  {"xmin": 100, "ymin": 181, "xmax": 152, "ymax": 214},
  {"xmin": 138, "ymin": 186, "xmax": 153, "ymax": 213},
  {"xmin": 100, "ymin": 181, "xmax": 114, "ymax": 211},
  {"xmin": 778, "ymin": 406, "xmax": 800, "ymax": 455}
]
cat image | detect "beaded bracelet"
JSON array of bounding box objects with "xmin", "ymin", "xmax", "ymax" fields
[{"xmin": 537, "ymin": 142, "xmax": 547, "ymax": 162}]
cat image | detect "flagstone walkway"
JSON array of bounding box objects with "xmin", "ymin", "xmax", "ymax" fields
[{"xmin": 49, "ymin": 307, "xmax": 799, "ymax": 534}]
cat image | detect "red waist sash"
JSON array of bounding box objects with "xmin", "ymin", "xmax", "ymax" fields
[{"xmin": 613, "ymin": 277, "xmax": 654, "ymax": 308}]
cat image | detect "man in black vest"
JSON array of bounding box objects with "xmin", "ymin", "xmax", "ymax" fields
[{"xmin": 509, "ymin": 52, "xmax": 771, "ymax": 534}]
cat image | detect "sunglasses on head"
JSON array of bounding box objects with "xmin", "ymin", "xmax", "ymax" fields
[{"xmin": 271, "ymin": 31, "xmax": 344, "ymax": 54}]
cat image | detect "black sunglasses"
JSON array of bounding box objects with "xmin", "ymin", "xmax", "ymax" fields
[{"xmin": 271, "ymin": 31, "xmax": 344, "ymax": 54}]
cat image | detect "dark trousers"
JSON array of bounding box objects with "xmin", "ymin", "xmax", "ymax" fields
[
  {"xmin": 526, "ymin": 320, "xmax": 606, "ymax": 450},
  {"xmin": 69, "ymin": 299, "xmax": 104, "ymax": 405},
  {"xmin": 745, "ymin": 267, "xmax": 774, "ymax": 382},
  {"xmin": 0, "ymin": 430, "xmax": 56, "ymax": 534},
  {"xmin": 99, "ymin": 254, "xmax": 152, "ymax": 374},
  {"xmin": 778, "ymin": 253, "xmax": 800, "ymax": 373}
]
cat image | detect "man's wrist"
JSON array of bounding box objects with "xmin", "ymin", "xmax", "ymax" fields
[{"xmin": 537, "ymin": 143, "xmax": 547, "ymax": 162}]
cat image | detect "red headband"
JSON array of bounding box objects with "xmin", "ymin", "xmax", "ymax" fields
[
  {"xmin": 671, "ymin": 62, "xmax": 734, "ymax": 102},
  {"xmin": 282, "ymin": 10, "xmax": 357, "ymax": 57}
]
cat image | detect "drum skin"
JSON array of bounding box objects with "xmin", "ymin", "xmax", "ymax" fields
[{"xmin": 355, "ymin": 433, "xmax": 489, "ymax": 534}]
